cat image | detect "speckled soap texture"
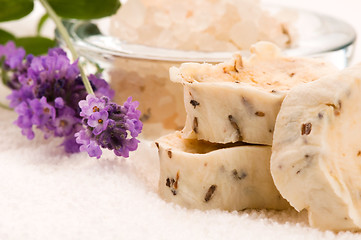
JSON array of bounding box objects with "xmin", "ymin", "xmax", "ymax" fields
[
  {"xmin": 156, "ymin": 131, "xmax": 290, "ymax": 211},
  {"xmin": 170, "ymin": 42, "xmax": 338, "ymax": 145},
  {"xmin": 271, "ymin": 63, "xmax": 361, "ymax": 231}
]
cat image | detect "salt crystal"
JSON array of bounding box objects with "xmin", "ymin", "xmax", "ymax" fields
[
  {"xmin": 189, "ymin": 10, "xmax": 212, "ymax": 32},
  {"xmin": 169, "ymin": 2, "xmax": 188, "ymax": 24},
  {"xmin": 156, "ymin": 30, "xmax": 179, "ymax": 49},
  {"xmin": 153, "ymin": 11, "xmax": 171, "ymax": 29},
  {"xmin": 230, "ymin": 21, "xmax": 259, "ymax": 49},
  {"xmin": 115, "ymin": 23, "xmax": 139, "ymax": 43},
  {"xmin": 115, "ymin": 0, "xmax": 145, "ymax": 29},
  {"xmin": 138, "ymin": 25, "xmax": 163, "ymax": 45},
  {"xmin": 110, "ymin": 0, "xmax": 296, "ymax": 51},
  {"xmin": 172, "ymin": 23, "xmax": 193, "ymax": 43}
]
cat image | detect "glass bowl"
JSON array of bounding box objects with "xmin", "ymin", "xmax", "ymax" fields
[{"xmin": 60, "ymin": 6, "xmax": 356, "ymax": 139}]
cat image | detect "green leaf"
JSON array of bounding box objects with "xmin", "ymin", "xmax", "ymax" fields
[
  {"xmin": 0, "ymin": 0, "xmax": 34, "ymax": 22},
  {"xmin": 37, "ymin": 13, "xmax": 49, "ymax": 35},
  {"xmin": 0, "ymin": 29, "xmax": 15, "ymax": 44},
  {"xmin": 48, "ymin": 0, "xmax": 121, "ymax": 20},
  {"xmin": 14, "ymin": 36, "xmax": 56, "ymax": 55}
]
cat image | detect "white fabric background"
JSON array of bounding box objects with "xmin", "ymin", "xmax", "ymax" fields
[{"xmin": 1, "ymin": 1, "xmax": 361, "ymax": 239}]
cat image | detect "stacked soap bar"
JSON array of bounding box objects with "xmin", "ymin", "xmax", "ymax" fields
[
  {"xmin": 156, "ymin": 42, "xmax": 337, "ymax": 211},
  {"xmin": 170, "ymin": 42, "xmax": 337, "ymax": 145},
  {"xmin": 156, "ymin": 132, "xmax": 289, "ymax": 211},
  {"xmin": 271, "ymin": 64, "xmax": 361, "ymax": 231}
]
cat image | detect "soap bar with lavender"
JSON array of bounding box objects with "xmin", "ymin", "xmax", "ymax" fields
[
  {"xmin": 271, "ymin": 64, "xmax": 361, "ymax": 231},
  {"xmin": 170, "ymin": 42, "xmax": 337, "ymax": 145},
  {"xmin": 156, "ymin": 131, "xmax": 290, "ymax": 211}
]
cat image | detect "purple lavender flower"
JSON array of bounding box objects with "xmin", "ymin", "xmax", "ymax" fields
[
  {"xmin": 29, "ymin": 97, "xmax": 55, "ymax": 126},
  {"xmin": 87, "ymin": 110, "xmax": 110, "ymax": 135},
  {"xmin": 54, "ymin": 97, "xmax": 65, "ymax": 109},
  {"xmin": 13, "ymin": 97, "xmax": 56, "ymax": 140},
  {"xmin": 123, "ymin": 97, "xmax": 142, "ymax": 137},
  {"xmin": 28, "ymin": 51, "xmax": 79, "ymax": 83},
  {"xmin": 62, "ymin": 135, "xmax": 81, "ymax": 154},
  {"xmin": 114, "ymin": 138, "xmax": 139, "ymax": 158},
  {"xmin": 14, "ymin": 101, "xmax": 34, "ymax": 139},
  {"xmin": 88, "ymin": 74, "xmax": 114, "ymax": 99},
  {"xmin": 85, "ymin": 141, "xmax": 103, "ymax": 158},
  {"xmin": 0, "ymin": 41, "xmax": 26, "ymax": 69},
  {"xmin": 78, "ymin": 94, "xmax": 107, "ymax": 118},
  {"xmin": 76, "ymin": 95, "xmax": 142, "ymax": 159},
  {"xmin": 75, "ymin": 129, "xmax": 102, "ymax": 158},
  {"xmin": 54, "ymin": 106, "xmax": 79, "ymax": 137},
  {"xmin": 1, "ymin": 42, "xmax": 120, "ymax": 155},
  {"xmin": 7, "ymin": 87, "xmax": 34, "ymax": 108},
  {"xmin": 48, "ymin": 47, "xmax": 67, "ymax": 56},
  {"xmin": 74, "ymin": 129, "xmax": 91, "ymax": 147},
  {"xmin": 1, "ymin": 42, "xmax": 33, "ymax": 91}
]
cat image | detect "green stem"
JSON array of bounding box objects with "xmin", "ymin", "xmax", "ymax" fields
[
  {"xmin": 0, "ymin": 101, "xmax": 12, "ymax": 111},
  {"xmin": 39, "ymin": 0, "xmax": 94, "ymax": 95},
  {"xmin": 0, "ymin": 59, "xmax": 9, "ymax": 86},
  {"xmin": 1, "ymin": 69, "xmax": 8, "ymax": 86}
]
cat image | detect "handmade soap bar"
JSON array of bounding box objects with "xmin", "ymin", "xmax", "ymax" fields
[
  {"xmin": 156, "ymin": 131, "xmax": 290, "ymax": 211},
  {"xmin": 271, "ymin": 64, "xmax": 361, "ymax": 231},
  {"xmin": 170, "ymin": 42, "xmax": 337, "ymax": 145}
]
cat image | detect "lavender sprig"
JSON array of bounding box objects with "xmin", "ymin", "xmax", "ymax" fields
[
  {"xmin": 76, "ymin": 95, "xmax": 142, "ymax": 158},
  {"xmin": 2, "ymin": 44, "xmax": 116, "ymax": 154},
  {"xmin": 0, "ymin": 0, "xmax": 142, "ymax": 159},
  {"xmin": 0, "ymin": 42, "xmax": 142, "ymax": 158}
]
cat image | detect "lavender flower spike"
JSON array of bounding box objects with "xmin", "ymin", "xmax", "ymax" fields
[
  {"xmin": 1, "ymin": 42, "xmax": 117, "ymax": 155},
  {"xmin": 76, "ymin": 94, "xmax": 142, "ymax": 159}
]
